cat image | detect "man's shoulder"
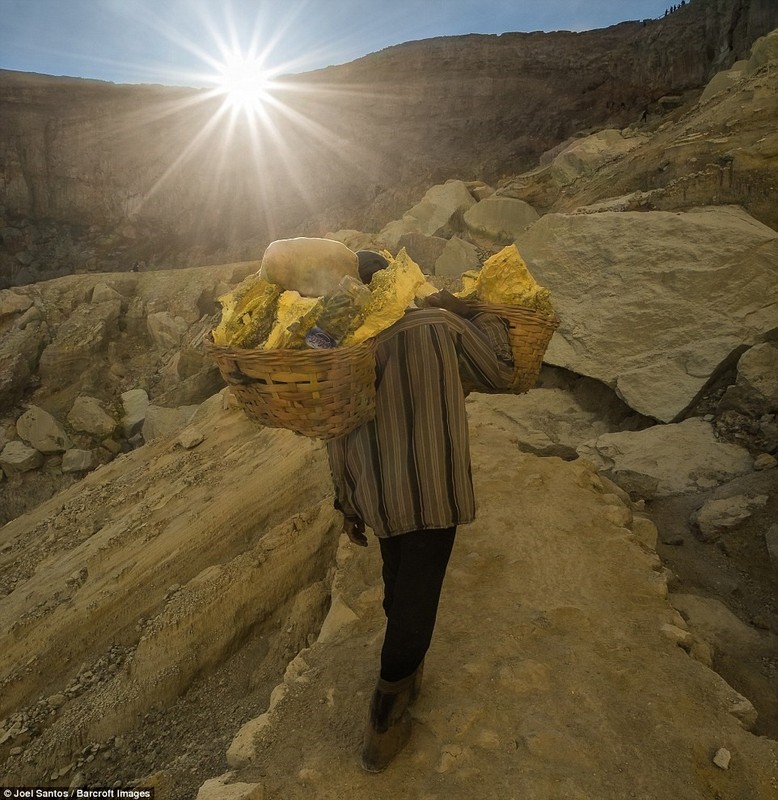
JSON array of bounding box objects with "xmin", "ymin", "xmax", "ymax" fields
[{"xmin": 379, "ymin": 307, "xmax": 463, "ymax": 339}]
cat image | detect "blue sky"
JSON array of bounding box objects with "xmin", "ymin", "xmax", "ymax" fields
[{"xmin": 1, "ymin": 0, "xmax": 673, "ymax": 87}]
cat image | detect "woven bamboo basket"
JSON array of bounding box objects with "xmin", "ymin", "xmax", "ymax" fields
[
  {"xmin": 205, "ymin": 336, "xmax": 377, "ymax": 440},
  {"xmin": 466, "ymin": 301, "xmax": 560, "ymax": 394}
]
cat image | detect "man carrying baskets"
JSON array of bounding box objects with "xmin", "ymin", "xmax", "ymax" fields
[{"xmin": 327, "ymin": 254, "xmax": 515, "ymax": 772}]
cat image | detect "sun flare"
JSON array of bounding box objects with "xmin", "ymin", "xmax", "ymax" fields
[
  {"xmin": 138, "ymin": 10, "xmax": 366, "ymax": 221},
  {"xmin": 214, "ymin": 52, "xmax": 273, "ymax": 115}
]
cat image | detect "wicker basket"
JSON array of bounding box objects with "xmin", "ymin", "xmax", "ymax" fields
[
  {"xmin": 205, "ymin": 336, "xmax": 377, "ymax": 439},
  {"xmin": 467, "ymin": 301, "xmax": 560, "ymax": 394}
]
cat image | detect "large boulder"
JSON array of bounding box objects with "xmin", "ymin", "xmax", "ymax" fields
[
  {"xmin": 91, "ymin": 283, "xmax": 124, "ymax": 305},
  {"xmin": 395, "ymin": 233, "xmax": 448, "ymax": 273},
  {"xmin": 501, "ymin": 129, "xmax": 646, "ymax": 209},
  {"xmin": 515, "ymin": 207, "xmax": 778, "ymax": 422},
  {"xmin": 576, "ymin": 418, "xmax": 754, "ymax": 498},
  {"xmin": 434, "ymin": 237, "xmax": 481, "ymax": 278},
  {"xmin": 380, "ymin": 180, "xmax": 476, "ymax": 250},
  {"xmin": 67, "ymin": 395, "xmax": 118, "ymax": 438},
  {"xmin": 463, "ymin": 196, "xmax": 539, "ymax": 242},
  {"xmin": 154, "ymin": 343, "xmax": 225, "ymax": 406},
  {"xmin": 38, "ymin": 298, "xmax": 122, "ymax": 388},
  {"xmin": 550, "ymin": 129, "xmax": 644, "ymax": 183},
  {"xmin": 147, "ymin": 311, "xmax": 189, "ymax": 351},
  {"xmin": 325, "ymin": 230, "xmax": 388, "ymax": 253},
  {"xmin": 0, "ymin": 289, "xmax": 33, "ymax": 318},
  {"xmin": 0, "ymin": 440, "xmax": 43, "ymax": 476},
  {"xmin": 691, "ymin": 494, "xmax": 769, "ymax": 540},
  {"xmin": 718, "ymin": 342, "xmax": 778, "ymax": 416},
  {"xmin": 142, "ymin": 405, "xmax": 199, "ymax": 442},
  {"xmin": 61, "ymin": 448, "xmax": 96, "ymax": 474},
  {"xmin": 16, "ymin": 406, "xmax": 72, "ymax": 453}
]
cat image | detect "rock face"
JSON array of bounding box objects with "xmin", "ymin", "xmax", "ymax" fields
[
  {"xmin": 0, "ymin": 263, "xmax": 254, "ymax": 414},
  {"xmin": 467, "ymin": 388, "xmax": 627, "ymax": 459},
  {"xmin": 1, "ymin": 0, "xmax": 777, "ymax": 284},
  {"xmin": 577, "ymin": 418, "xmax": 754, "ymax": 497},
  {"xmin": 0, "ymin": 264, "xmax": 260, "ymax": 523},
  {"xmin": 500, "ymin": 128, "xmax": 647, "ymax": 211},
  {"xmin": 38, "ymin": 297, "xmax": 121, "ymax": 389},
  {"xmin": 0, "ymin": 312, "xmax": 47, "ymax": 408},
  {"xmin": 515, "ymin": 31, "xmax": 778, "ymax": 232},
  {"xmin": 0, "ymin": 404, "xmax": 340, "ymax": 787},
  {"xmin": 196, "ymin": 422, "xmax": 777, "ymax": 799},
  {"xmin": 0, "ymin": 13, "xmax": 776, "ymax": 793},
  {"xmin": 515, "ymin": 206, "xmax": 778, "ymax": 422}
]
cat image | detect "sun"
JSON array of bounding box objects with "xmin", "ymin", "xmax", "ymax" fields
[{"xmin": 214, "ymin": 52, "xmax": 274, "ymax": 116}]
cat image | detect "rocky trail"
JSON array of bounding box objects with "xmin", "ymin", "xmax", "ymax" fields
[{"xmin": 1, "ymin": 392, "xmax": 777, "ymax": 799}]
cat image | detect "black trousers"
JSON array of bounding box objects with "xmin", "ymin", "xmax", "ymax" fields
[{"xmin": 378, "ymin": 527, "xmax": 457, "ymax": 682}]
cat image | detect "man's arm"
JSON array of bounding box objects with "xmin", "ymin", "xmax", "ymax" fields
[
  {"xmin": 425, "ymin": 291, "xmax": 514, "ymax": 390},
  {"xmin": 326, "ymin": 438, "xmax": 369, "ymax": 546}
]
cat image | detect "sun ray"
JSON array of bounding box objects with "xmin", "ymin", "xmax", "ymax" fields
[
  {"xmin": 138, "ymin": 100, "xmax": 233, "ymax": 206},
  {"xmin": 94, "ymin": 0, "xmax": 415, "ymax": 242}
]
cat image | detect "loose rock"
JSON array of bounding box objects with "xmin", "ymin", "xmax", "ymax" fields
[
  {"xmin": 16, "ymin": 405, "xmax": 72, "ymax": 453},
  {"xmin": 713, "ymin": 747, "xmax": 732, "ymax": 769}
]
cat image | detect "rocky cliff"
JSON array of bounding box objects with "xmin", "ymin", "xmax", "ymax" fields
[{"xmin": 1, "ymin": 0, "xmax": 777, "ymax": 286}]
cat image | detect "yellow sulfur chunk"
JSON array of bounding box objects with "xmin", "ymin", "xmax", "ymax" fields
[
  {"xmin": 343, "ymin": 248, "xmax": 427, "ymax": 345},
  {"xmin": 455, "ymin": 270, "xmax": 480, "ymax": 300},
  {"xmin": 414, "ymin": 280, "xmax": 439, "ymax": 303},
  {"xmin": 212, "ymin": 275, "xmax": 281, "ymax": 347},
  {"xmin": 264, "ymin": 291, "xmax": 322, "ymax": 350},
  {"xmin": 284, "ymin": 298, "xmax": 325, "ymax": 349},
  {"xmin": 473, "ymin": 245, "xmax": 554, "ymax": 315}
]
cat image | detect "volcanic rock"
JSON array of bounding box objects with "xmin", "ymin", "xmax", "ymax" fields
[
  {"xmin": 718, "ymin": 342, "xmax": 778, "ymax": 416},
  {"xmin": 515, "ymin": 207, "xmax": 778, "ymax": 422},
  {"xmin": 463, "ymin": 196, "xmax": 540, "ymax": 242},
  {"xmin": 394, "ymin": 232, "xmax": 448, "ymax": 273},
  {"xmin": 0, "ymin": 440, "xmax": 43, "ymax": 476},
  {"xmin": 61, "ymin": 449, "xmax": 96, "ymax": 474},
  {"xmin": 16, "ymin": 405, "xmax": 72, "ymax": 453},
  {"xmin": 434, "ymin": 237, "xmax": 481, "ymax": 277},
  {"xmin": 67, "ymin": 396, "xmax": 118, "ymax": 438},
  {"xmin": 38, "ymin": 297, "xmax": 121, "ymax": 389},
  {"xmin": 379, "ymin": 180, "xmax": 476, "ymax": 249},
  {"xmin": 691, "ymin": 493, "xmax": 770, "ymax": 539},
  {"xmin": 121, "ymin": 389, "xmax": 149, "ymax": 438},
  {"xmin": 0, "ymin": 321, "xmax": 47, "ymax": 408},
  {"xmin": 141, "ymin": 405, "xmax": 199, "ymax": 443},
  {"xmin": 577, "ymin": 418, "xmax": 754, "ymax": 498}
]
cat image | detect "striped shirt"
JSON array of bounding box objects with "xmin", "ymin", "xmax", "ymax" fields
[{"xmin": 326, "ymin": 307, "xmax": 514, "ymax": 537}]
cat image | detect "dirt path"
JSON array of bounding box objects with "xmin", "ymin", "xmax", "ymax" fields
[
  {"xmin": 212, "ymin": 412, "xmax": 778, "ymax": 800},
  {"xmin": 1, "ymin": 396, "xmax": 777, "ymax": 799}
]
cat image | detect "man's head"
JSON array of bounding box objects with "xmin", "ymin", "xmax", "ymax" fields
[{"xmin": 356, "ymin": 250, "xmax": 389, "ymax": 285}]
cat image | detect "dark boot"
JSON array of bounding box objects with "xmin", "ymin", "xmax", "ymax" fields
[
  {"xmin": 360, "ymin": 673, "xmax": 414, "ymax": 772},
  {"xmin": 410, "ymin": 659, "xmax": 424, "ymax": 705}
]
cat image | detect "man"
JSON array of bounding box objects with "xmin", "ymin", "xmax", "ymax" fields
[{"xmin": 327, "ymin": 254, "xmax": 514, "ymax": 772}]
